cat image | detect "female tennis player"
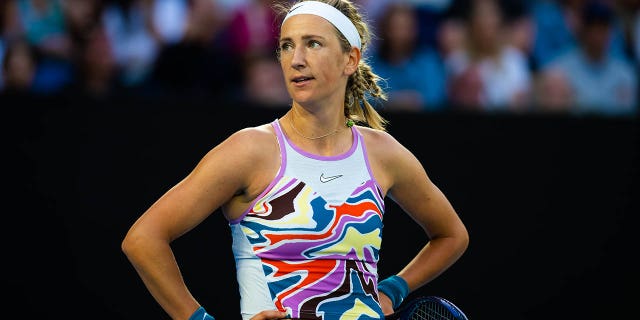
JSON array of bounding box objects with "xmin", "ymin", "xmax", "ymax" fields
[{"xmin": 121, "ymin": 1, "xmax": 469, "ymax": 319}]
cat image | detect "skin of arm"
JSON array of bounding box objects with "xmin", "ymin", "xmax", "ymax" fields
[
  {"xmin": 121, "ymin": 125, "xmax": 282, "ymax": 320},
  {"xmin": 362, "ymin": 127, "xmax": 470, "ymax": 315}
]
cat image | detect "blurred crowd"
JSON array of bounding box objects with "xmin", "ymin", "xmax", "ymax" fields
[{"xmin": 1, "ymin": 0, "xmax": 638, "ymax": 117}]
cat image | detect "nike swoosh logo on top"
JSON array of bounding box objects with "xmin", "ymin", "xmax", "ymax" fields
[{"xmin": 320, "ymin": 173, "xmax": 343, "ymax": 183}]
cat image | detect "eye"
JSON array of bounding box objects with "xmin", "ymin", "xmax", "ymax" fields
[
  {"xmin": 279, "ymin": 42, "xmax": 293, "ymax": 52},
  {"xmin": 308, "ymin": 40, "xmax": 321, "ymax": 49}
]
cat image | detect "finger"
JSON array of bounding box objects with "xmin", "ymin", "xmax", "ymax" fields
[{"xmin": 250, "ymin": 310, "xmax": 289, "ymax": 320}]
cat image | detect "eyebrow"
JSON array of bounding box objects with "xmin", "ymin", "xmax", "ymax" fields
[{"xmin": 279, "ymin": 34, "xmax": 328, "ymax": 43}]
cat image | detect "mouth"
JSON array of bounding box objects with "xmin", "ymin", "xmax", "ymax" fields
[{"xmin": 291, "ymin": 76, "xmax": 314, "ymax": 83}]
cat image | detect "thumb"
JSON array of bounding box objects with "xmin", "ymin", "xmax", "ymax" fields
[{"xmin": 250, "ymin": 309, "xmax": 289, "ymax": 320}]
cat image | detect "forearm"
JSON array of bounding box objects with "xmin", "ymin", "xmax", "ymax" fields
[
  {"xmin": 397, "ymin": 235, "xmax": 468, "ymax": 291},
  {"xmin": 123, "ymin": 238, "xmax": 200, "ymax": 320}
]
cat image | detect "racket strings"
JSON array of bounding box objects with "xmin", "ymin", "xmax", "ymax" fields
[{"xmin": 412, "ymin": 301, "xmax": 455, "ymax": 320}]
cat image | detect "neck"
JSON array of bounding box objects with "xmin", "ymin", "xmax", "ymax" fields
[{"xmin": 287, "ymin": 106, "xmax": 353, "ymax": 141}]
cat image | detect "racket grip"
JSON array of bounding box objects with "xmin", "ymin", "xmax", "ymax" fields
[
  {"xmin": 189, "ymin": 306, "xmax": 215, "ymax": 320},
  {"xmin": 377, "ymin": 275, "xmax": 409, "ymax": 309}
]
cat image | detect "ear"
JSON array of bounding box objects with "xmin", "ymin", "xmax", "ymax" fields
[{"xmin": 344, "ymin": 47, "xmax": 361, "ymax": 76}]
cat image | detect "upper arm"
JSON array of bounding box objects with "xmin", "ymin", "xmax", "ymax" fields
[
  {"xmin": 389, "ymin": 151, "xmax": 462, "ymax": 240},
  {"xmin": 129, "ymin": 126, "xmax": 275, "ymax": 242},
  {"xmin": 368, "ymin": 131, "xmax": 465, "ymax": 240}
]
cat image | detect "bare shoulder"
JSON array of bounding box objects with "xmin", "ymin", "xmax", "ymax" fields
[
  {"xmin": 357, "ymin": 126, "xmax": 418, "ymax": 194},
  {"xmin": 227, "ymin": 123, "xmax": 276, "ymax": 145},
  {"xmin": 194, "ymin": 122, "xmax": 280, "ymax": 201},
  {"xmin": 357, "ymin": 126, "xmax": 409, "ymax": 161},
  {"xmin": 196, "ymin": 122, "xmax": 279, "ymax": 173},
  {"xmin": 214, "ymin": 123, "xmax": 277, "ymax": 155}
]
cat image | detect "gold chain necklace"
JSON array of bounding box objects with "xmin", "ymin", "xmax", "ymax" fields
[
  {"xmin": 289, "ymin": 114, "xmax": 340, "ymax": 140},
  {"xmin": 288, "ymin": 108, "xmax": 356, "ymax": 140}
]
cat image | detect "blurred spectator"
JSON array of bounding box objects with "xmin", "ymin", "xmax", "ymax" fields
[
  {"xmin": 15, "ymin": 0, "xmax": 69, "ymax": 58},
  {"xmin": 532, "ymin": 67, "xmax": 574, "ymax": 113},
  {"xmin": 358, "ymin": 0, "xmax": 453, "ymax": 44},
  {"xmin": 444, "ymin": 0, "xmax": 532, "ymax": 112},
  {"xmin": 150, "ymin": 0, "xmax": 242, "ymax": 99},
  {"xmin": 1, "ymin": 37, "xmax": 37, "ymax": 96},
  {"xmin": 62, "ymin": 24, "xmax": 120, "ymax": 102},
  {"xmin": 14, "ymin": 0, "xmax": 74, "ymax": 94},
  {"xmin": 530, "ymin": 0, "xmax": 629, "ymax": 70},
  {"xmin": 353, "ymin": 0, "xmax": 393, "ymax": 21},
  {"xmin": 540, "ymin": 0, "xmax": 637, "ymax": 116},
  {"xmin": 1, "ymin": 1, "xmax": 11, "ymax": 89},
  {"xmin": 1, "ymin": 0, "xmax": 20, "ymax": 47},
  {"xmin": 217, "ymin": 0, "xmax": 251, "ymax": 14},
  {"xmin": 182, "ymin": 0, "xmax": 228, "ymax": 44},
  {"xmin": 150, "ymin": 0, "xmax": 189, "ymax": 46},
  {"xmin": 530, "ymin": 0, "xmax": 581, "ymax": 69},
  {"xmin": 1, "ymin": 0, "xmax": 19, "ymax": 39},
  {"xmin": 635, "ymin": 7, "xmax": 640, "ymax": 65},
  {"xmin": 614, "ymin": 0, "xmax": 640, "ymax": 105},
  {"xmin": 241, "ymin": 52, "xmax": 290, "ymax": 108},
  {"xmin": 224, "ymin": 0, "xmax": 281, "ymax": 59},
  {"xmin": 414, "ymin": 0, "xmax": 455, "ymax": 48},
  {"xmin": 102, "ymin": 0, "xmax": 161, "ymax": 91},
  {"xmin": 613, "ymin": 0, "xmax": 639, "ymax": 59},
  {"xmin": 369, "ymin": 2, "xmax": 447, "ymax": 112},
  {"xmin": 502, "ymin": 0, "xmax": 537, "ymax": 70},
  {"xmin": 62, "ymin": 0, "xmax": 103, "ymax": 43},
  {"xmin": 437, "ymin": 12, "xmax": 466, "ymax": 59}
]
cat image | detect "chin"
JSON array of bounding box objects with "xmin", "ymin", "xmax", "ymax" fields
[{"xmin": 290, "ymin": 92, "xmax": 315, "ymax": 104}]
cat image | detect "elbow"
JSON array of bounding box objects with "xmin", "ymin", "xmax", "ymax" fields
[
  {"xmin": 461, "ymin": 233, "xmax": 470, "ymax": 254},
  {"xmin": 121, "ymin": 225, "xmax": 172, "ymax": 261},
  {"xmin": 457, "ymin": 227, "xmax": 470, "ymax": 256},
  {"xmin": 121, "ymin": 229, "xmax": 144, "ymax": 259},
  {"xmin": 121, "ymin": 233, "xmax": 135, "ymax": 258}
]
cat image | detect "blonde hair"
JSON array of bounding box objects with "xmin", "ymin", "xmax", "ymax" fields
[{"xmin": 274, "ymin": 0, "xmax": 389, "ymax": 131}]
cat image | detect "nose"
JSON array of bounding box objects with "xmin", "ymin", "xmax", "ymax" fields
[{"xmin": 290, "ymin": 46, "xmax": 306, "ymax": 69}]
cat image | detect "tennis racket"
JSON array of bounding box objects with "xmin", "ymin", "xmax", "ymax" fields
[{"xmin": 384, "ymin": 296, "xmax": 469, "ymax": 320}]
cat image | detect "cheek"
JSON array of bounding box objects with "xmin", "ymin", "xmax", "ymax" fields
[
  {"xmin": 279, "ymin": 60, "xmax": 290, "ymax": 77},
  {"xmin": 322, "ymin": 64, "xmax": 343, "ymax": 82},
  {"xmin": 328, "ymin": 54, "xmax": 350, "ymax": 76}
]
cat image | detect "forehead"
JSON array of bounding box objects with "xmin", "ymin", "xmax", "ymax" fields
[{"xmin": 280, "ymin": 14, "xmax": 337, "ymax": 39}]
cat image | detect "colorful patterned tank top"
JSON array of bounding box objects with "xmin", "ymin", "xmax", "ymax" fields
[{"xmin": 229, "ymin": 119, "xmax": 386, "ymax": 319}]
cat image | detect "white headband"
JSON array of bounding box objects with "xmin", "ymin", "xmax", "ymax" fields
[{"xmin": 282, "ymin": 1, "xmax": 361, "ymax": 49}]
